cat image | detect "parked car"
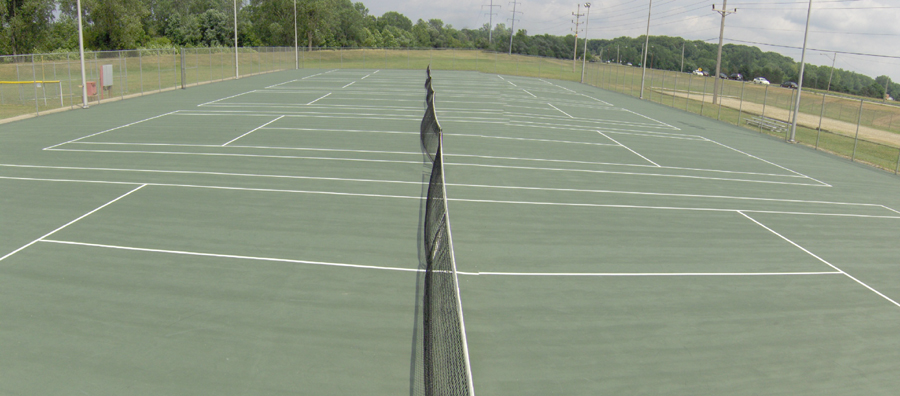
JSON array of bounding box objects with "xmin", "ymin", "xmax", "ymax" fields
[
  {"xmin": 781, "ymin": 81, "xmax": 798, "ymax": 89},
  {"xmin": 729, "ymin": 73, "xmax": 743, "ymax": 81},
  {"xmin": 719, "ymin": 73, "xmax": 728, "ymax": 79},
  {"xmin": 752, "ymin": 77, "xmax": 770, "ymax": 85},
  {"xmin": 692, "ymin": 69, "xmax": 705, "ymax": 76}
]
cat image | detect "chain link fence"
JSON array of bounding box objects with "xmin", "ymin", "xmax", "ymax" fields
[{"xmin": 2, "ymin": 47, "xmax": 898, "ymax": 175}]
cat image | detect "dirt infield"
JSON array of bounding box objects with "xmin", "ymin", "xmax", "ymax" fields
[{"xmin": 659, "ymin": 89, "xmax": 900, "ymax": 147}]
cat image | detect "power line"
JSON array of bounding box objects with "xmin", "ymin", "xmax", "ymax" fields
[{"xmin": 725, "ymin": 38, "xmax": 900, "ymax": 59}]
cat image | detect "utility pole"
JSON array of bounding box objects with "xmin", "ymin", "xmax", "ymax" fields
[
  {"xmin": 581, "ymin": 3, "xmax": 592, "ymax": 83},
  {"xmin": 712, "ymin": 1, "xmax": 736, "ymax": 105},
  {"xmin": 884, "ymin": 77, "xmax": 892, "ymax": 103},
  {"xmin": 482, "ymin": 0, "xmax": 501, "ymax": 43},
  {"xmin": 680, "ymin": 41, "xmax": 685, "ymax": 73},
  {"xmin": 789, "ymin": 0, "xmax": 812, "ymax": 143},
  {"xmin": 639, "ymin": 0, "xmax": 652, "ymax": 99},
  {"xmin": 508, "ymin": 1, "xmax": 521, "ymax": 55},
  {"xmin": 617, "ymin": 45, "xmax": 619, "ymax": 64},
  {"xmin": 572, "ymin": 4, "xmax": 585, "ymax": 72}
]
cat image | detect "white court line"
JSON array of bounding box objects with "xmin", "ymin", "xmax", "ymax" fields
[
  {"xmin": 221, "ymin": 115, "xmax": 284, "ymax": 146},
  {"xmin": 306, "ymin": 93, "xmax": 332, "ymax": 105},
  {"xmin": 547, "ymin": 103, "xmax": 574, "ymax": 119},
  {"xmin": 360, "ymin": 73, "xmax": 372, "ymax": 80},
  {"xmin": 198, "ymin": 91, "xmax": 255, "ymax": 106},
  {"xmin": 738, "ymin": 211, "xmax": 900, "ymax": 308},
  {"xmin": 441, "ymin": 180, "xmax": 893, "ymax": 211},
  {"xmin": 259, "ymin": 127, "xmax": 416, "ymax": 135},
  {"xmin": 449, "ymin": 133, "xmax": 619, "ymax": 147},
  {"xmin": 40, "ymin": 240, "xmax": 421, "ymax": 273},
  {"xmin": 43, "ymin": 111, "xmax": 180, "ymax": 150},
  {"xmin": 342, "ymin": 81, "xmax": 356, "ymax": 89},
  {"xmin": 446, "ymin": 197, "xmax": 900, "ymax": 219},
  {"xmin": 0, "ymin": 163, "xmax": 830, "ymax": 201},
  {"xmin": 623, "ymin": 109, "xmax": 680, "ymax": 130},
  {"xmin": 507, "ymin": 80, "xmax": 518, "ymax": 87},
  {"xmin": 265, "ymin": 80, "xmax": 298, "ymax": 89},
  {"xmin": 0, "ymin": 185, "xmax": 146, "ymax": 263},
  {"xmin": 497, "ymin": 75, "xmax": 506, "ymax": 80},
  {"xmin": 447, "ymin": 162, "xmax": 826, "ymax": 187},
  {"xmin": 2, "ymin": 175, "xmax": 897, "ymax": 219},
  {"xmin": 704, "ymin": 138, "xmax": 831, "ymax": 187},
  {"xmin": 580, "ymin": 94, "xmax": 613, "ymax": 106},
  {"xmin": 0, "ymin": 176, "xmax": 423, "ymax": 200},
  {"xmin": 883, "ymin": 205, "xmax": 900, "ymax": 215},
  {"xmin": 522, "ymin": 89, "xmax": 537, "ymax": 98},
  {"xmin": 35, "ymin": 240, "xmax": 843, "ymax": 278},
  {"xmin": 597, "ymin": 131, "xmax": 661, "ymax": 167},
  {"xmin": 300, "ymin": 72, "xmax": 326, "ymax": 80},
  {"xmin": 0, "ymin": 164, "xmax": 422, "ymax": 185},
  {"xmin": 43, "ymin": 147, "xmax": 423, "ymax": 165},
  {"xmin": 460, "ymin": 271, "xmax": 842, "ymax": 277},
  {"xmin": 539, "ymin": 79, "xmax": 576, "ymax": 93}
]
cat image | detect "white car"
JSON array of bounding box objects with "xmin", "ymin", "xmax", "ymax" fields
[{"xmin": 753, "ymin": 77, "xmax": 770, "ymax": 85}]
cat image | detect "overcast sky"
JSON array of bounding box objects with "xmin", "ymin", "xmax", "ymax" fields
[{"xmin": 364, "ymin": 0, "xmax": 900, "ymax": 82}]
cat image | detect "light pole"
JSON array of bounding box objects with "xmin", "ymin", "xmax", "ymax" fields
[
  {"xmin": 233, "ymin": 0, "xmax": 239, "ymax": 78},
  {"xmin": 789, "ymin": 0, "xmax": 812, "ymax": 143},
  {"xmin": 580, "ymin": 3, "xmax": 591, "ymax": 83},
  {"xmin": 639, "ymin": 0, "xmax": 651, "ymax": 99},
  {"xmin": 76, "ymin": 0, "xmax": 88, "ymax": 108}
]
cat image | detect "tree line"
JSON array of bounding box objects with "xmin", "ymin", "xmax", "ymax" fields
[{"xmin": 2, "ymin": 0, "xmax": 895, "ymax": 99}]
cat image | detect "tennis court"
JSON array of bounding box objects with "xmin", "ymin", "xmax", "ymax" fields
[{"xmin": 2, "ymin": 67, "xmax": 900, "ymax": 395}]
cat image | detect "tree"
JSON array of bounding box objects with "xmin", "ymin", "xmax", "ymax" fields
[
  {"xmin": 198, "ymin": 9, "xmax": 230, "ymax": 46},
  {"xmin": 1, "ymin": 0, "xmax": 56, "ymax": 55},
  {"xmin": 60, "ymin": 0, "xmax": 149, "ymax": 50},
  {"xmin": 377, "ymin": 11, "xmax": 411, "ymax": 31},
  {"xmin": 298, "ymin": 0, "xmax": 338, "ymax": 49}
]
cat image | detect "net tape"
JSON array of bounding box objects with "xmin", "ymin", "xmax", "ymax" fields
[{"xmin": 420, "ymin": 67, "xmax": 475, "ymax": 396}]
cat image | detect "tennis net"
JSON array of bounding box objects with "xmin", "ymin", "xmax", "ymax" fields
[{"xmin": 420, "ymin": 68, "xmax": 475, "ymax": 396}]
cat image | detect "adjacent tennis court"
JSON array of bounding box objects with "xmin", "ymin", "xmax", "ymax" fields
[{"xmin": 2, "ymin": 67, "xmax": 899, "ymax": 395}]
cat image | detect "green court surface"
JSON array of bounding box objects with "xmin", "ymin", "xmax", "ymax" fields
[{"xmin": 2, "ymin": 67, "xmax": 900, "ymax": 395}]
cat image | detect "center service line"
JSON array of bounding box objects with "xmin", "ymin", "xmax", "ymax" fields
[{"xmin": 0, "ymin": 184, "xmax": 147, "ymax": 263}]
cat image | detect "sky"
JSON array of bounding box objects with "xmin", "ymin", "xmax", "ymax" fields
[{"xmin": 364, "ymin": 0, "xmax": 900, "ymax": 83}]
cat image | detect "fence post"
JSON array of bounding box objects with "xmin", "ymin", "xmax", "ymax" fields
[
  {"xmin": 785, "ymin": 89, "xmax": 796, "ymax": 141},
  {"xmin": 851, "ymin": 98, "xmax": 864, "ymax": 161},
  {"xmin": 686, "ymin": 73, "xmax": 692, "ymax": 111},
  {"xmin": 32, "ymin": 55, "xmax": 40, "ymax": 116},
  {"xmin": 716, "ymin": 79, "xmax": 723, "ymax": 121},
  {"xmin": 700, "ymin": 77, "xmax": 707, "ymax": 116},
  {"xmin": 760, "ymin": 85, "xmax": 769, "ymax": 133},
  {"xmin": 738, "ymin": 80, "xmax": 745, "ymax": 126},
  {"xmin": 119, "ymin": 51, "xmax": 125, "ymax": 99},
  {"xmin": 138, "ymin": 50, "xmax": 144, "ymax": 95},
  {"xmin": 895, "ymin": 148, "xmax": 900, "ymax": 174},
  {"xmin": 180, "ymin": 48, "xmax": 186, "ymax": 89},
  {"xmin": 817, "ymin": 91, "xmax": 827, "ymax": 132}
]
